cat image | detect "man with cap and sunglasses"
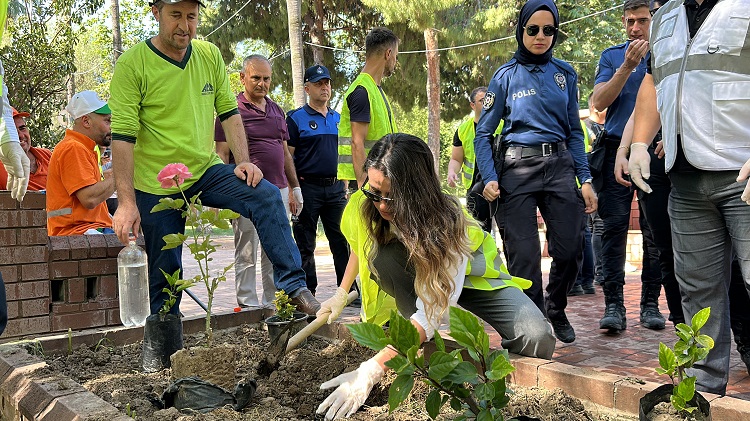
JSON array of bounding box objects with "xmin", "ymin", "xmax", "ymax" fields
[
  {"xmin": 0, "ymin": 107, "xmax": 52, "ymax": 191},
  {"xmin": 286, "ymin": 64, "xmax": 350, "ymax": 298},
  {"xmin": 46, "ymin": 91, "xmax": 115, "ymax": 236},
  {"xmin": 109, "ymin": 0, "xmax": 319, "ymax": 316}
]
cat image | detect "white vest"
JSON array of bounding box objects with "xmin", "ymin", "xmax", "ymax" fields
[{"xmin": 650, "ymin": 0, "xmax": 750, "ymax": 171}]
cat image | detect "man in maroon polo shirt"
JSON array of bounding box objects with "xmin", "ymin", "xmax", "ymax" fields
[{"xmin": 215, "ymin": 54, "xmax": 302, "ymax": 308}]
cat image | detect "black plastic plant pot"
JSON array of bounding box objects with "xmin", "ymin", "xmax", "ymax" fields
[
  {"xmin": 639, "ymin": 384, "xmax": 711, "ymax": 421},
  {"xmin": 511, "ymin": 416, "xmax": 542, "ymax": 421},
  {"xmin": 265, "ymin": 311, "xmax": 309, "ymax": 347},
  {"xmin": 142, "ymin": 313, "xmax": 184, "ymax": 373}
]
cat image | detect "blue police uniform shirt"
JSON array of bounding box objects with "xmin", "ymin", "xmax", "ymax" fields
[
  {"xmin": 286, "ymin": 104, "xmax": 341, "ymax": 177},
  {"xmin": 474, "ymin": 58, "xmax": 590, "ymax": 185},
  {"xmin": 594, "ymin": 41, "xmax": 649, "ymax": 139}
]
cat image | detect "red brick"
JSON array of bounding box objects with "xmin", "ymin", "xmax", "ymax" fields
[
  {"xmin": 11, "ymin": 245, "xmax": 48, "ymax": 264},
  {"xmin": 50, "ymin": 302, "xmax": 82, "ymax": 314},
  {"xmin": 0, "ymin": 247, "xmax": 11, "ymax": 264},
  {"xmin": 87, "ymin": 234, "xmax": 108, "ymax": 258},
  {"xmin": 21, "ymin": 263, "xmax": 49, "ymax": 281},
  {"xmin": 0, "ymin": 192, "xmax": 19, "ymax": 209},
  {"xmin": 99, "ymin": 275, "xmax": 118, "ymax": 300},
  {"xmin": 81, "ymin": 299, "xmax": 119, "ymax": 312},
  {"xmin": 0, "ymin": 265, "xmax": 17, "ymax": 282},
  {"xmin": 67, "ymin": 278, "xmax": 86, "ymax": 303},
  {"xmin": 0, "ymin": 228, "xmax": 16, "ymax": 246},
  {"xmin": 48, "ymin": 236, "xmax": 70, "ymax": 261},
  {"xmin": 17, "ymin": 281, "xmax": 49, "ymax": 300},
  {"xmin": 4, "ymin": 282, "xmax": 18, "ymax": 300},
  {"xmin": 18, "ymin": 227, "xmax": 48, "ymax": 245},
  {"xmin": 107, "ymin": 308, "xmax": 122, "ymax": 325},
  {"xmin": 17, "ymin": 375, "xmax": 87, "ymax": 421},
  {"xmin": 5, "ymin": 300, "xmax": 19, "ymax": 319},
  {"xmin": 49, "ymin": 261, "xmax": 78, "ymax": 278},
  {"xmin": 105, "ymin": 234, "xmax": 126, "ymax": 257},
  {"xmin": 37, "ymin": 391, "xmax": 127, "ymax": 421},
  {"xmin": 67, "ymin": 236, "xmax": 90, "ymax": 260},
  {"xmin": 19, "ymin": 191, "xmax": 46, "ymax": 209},
  {"xmin": 1, "ymin": 316, "xmax": 51, "ymax": 337},
  {"xmin": 80, "ymin": 258, "xmax": 117, "ymax": 277},
  {"xmin": 20, "ymin": 298, "xmax": 50, "ymax": 317},
  {"xmin": 51, "ymin": 310, "xmax": 106, "ymax": 331},
  {"xmin": 0, "ymin": 209, "xmax": 46, "ymax": 227}
]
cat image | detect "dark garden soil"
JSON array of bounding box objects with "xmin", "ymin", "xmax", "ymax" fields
[{"xmin": 32, "ymin": 324, "xmax": 631, "ymax": 420}]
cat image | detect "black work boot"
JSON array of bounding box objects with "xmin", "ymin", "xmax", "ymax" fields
[
  {"xmin": 731, "ymin": 321, "xmax": 750, "ymax": 376},
  {"xmin": 640, "ymin": 283, "xmax": 666, "ymax": 330},
  {"xmin": 599, "ymin": 283, "xmax": 626, "ymax": 332},
  {"xmin": 549, "ymin": 313, "xmax": 576, "ymax": 343}
]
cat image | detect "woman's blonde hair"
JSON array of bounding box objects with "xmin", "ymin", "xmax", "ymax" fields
[{"xmin": 362, "ymin": 133, "xmax": 473, "ymax": 323}]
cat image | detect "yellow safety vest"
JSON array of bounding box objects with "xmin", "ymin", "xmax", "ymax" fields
[
  {"xmin": 341, "ymin": 191, "xmax": 530, "ymax": 325},
  {"xmin": 337, "ymin": 73, "xmax": 397, "ymax": 181},
  {"xmin": 457, "ymin": 118, "xmax": 504, "ymax": 189}
]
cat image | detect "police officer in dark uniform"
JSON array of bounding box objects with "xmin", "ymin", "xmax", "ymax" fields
[
  {"xmin": 286, "ymin": 65, "xmax": 350, "ymax": 296},
  {"xmin": 474, "ymin": 0, "xmax": 596, "ymax": 344},
  {"xmin": 590, "ymin": 0, "xmax": 653, "ymax": 333}
]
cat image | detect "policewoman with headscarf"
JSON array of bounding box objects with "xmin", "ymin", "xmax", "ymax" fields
[{"xmin": 473, "ymin": 0, "xmax": 596, "ymax": 345}]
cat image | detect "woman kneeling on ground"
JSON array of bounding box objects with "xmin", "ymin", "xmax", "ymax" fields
[{"xmin": 315, "ymin": 133, "xmax": 556, "ymax": 420}]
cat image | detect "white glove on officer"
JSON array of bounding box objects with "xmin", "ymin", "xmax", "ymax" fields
[
  {"xmin": 628, "ymin": 142, "xmax": 652, "ymax": 194},
  {"xmin": 317, "ymin": 287, "xmax": 349, "ymax": 324},
  {"xmin": 317, "ymin": 358, "xmax": 384, "ymax": 420},
  {"xmin": 292, "ymin": 186, "xmax": 304, "ymax": 216},
  {"xmin": 0, "ymin": 142, "xmax": 29, "ymax": 201}
]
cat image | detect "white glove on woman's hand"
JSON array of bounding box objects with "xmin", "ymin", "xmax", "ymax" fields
[
  {"xmin": 292, "ymin": 186, "xmax": 304, "ymax": 215},
  {"xmin": 0, "ymin": 141, "xmax": 29, "ymax": 202},
  {"xmin": 317, "ymin": 358, "xmax": 384, "ymax": 420},
  {"xmin": 317, "ymin": 287, "xmax": 349, "ymax": 324},
  {"xmin": 628, "ymin": 142, "xmax": 652, "ymax": 194}
]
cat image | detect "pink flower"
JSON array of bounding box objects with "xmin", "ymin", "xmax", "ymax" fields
[{"xmin": 157, "ymin": 163, "xmax": 192, "ymax": 189}]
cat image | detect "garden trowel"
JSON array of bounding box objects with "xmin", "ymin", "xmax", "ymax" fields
[{"xmin": 259, "ymin": 290, "xmax": 359, "ymax": 376}]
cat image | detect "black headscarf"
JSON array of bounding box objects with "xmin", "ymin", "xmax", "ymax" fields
[{"xmin": 513, "ymin": 0, "xmax": 560, "ymax": 65}]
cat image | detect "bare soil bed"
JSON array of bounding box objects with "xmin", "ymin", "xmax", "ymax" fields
[{"xmin": 32, "ymin": 324, "xmax": 627, "ymax": 420}]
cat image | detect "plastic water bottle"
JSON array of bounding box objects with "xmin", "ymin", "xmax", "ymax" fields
[{"xmin": 118, "ymin": 241, "xmax": 150, "ymax": 327}]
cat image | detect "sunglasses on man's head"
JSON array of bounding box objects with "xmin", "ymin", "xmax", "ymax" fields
[
  {"xmin": 360, "ymin": 178, "xmax": 394, "ymax": 203},
  {"xmin": 525, "ymin": 25, "xmax": 558, "ymax": 37}
]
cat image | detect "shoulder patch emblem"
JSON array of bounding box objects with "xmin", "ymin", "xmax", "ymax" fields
[
  {"xmin": 594, "ymin": 64, "xmax": 600, "ymax": 79},
  {"xmin": 309, "ymin": 121, "xmax": 318, "ymax": 130},
  {"xmin": 554, "ymin": 72, "xmax": 566, "ymax": 90},
  {"xmin": 483, "ymin": 92, "xmax": 496, "ymax": 110}
]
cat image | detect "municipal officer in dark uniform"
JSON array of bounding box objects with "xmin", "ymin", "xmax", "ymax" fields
[
  {"xmin": 590, "ymin": 0, "xmax": 654, "ymax": 333},
  {"xmin": 286, "ymin": 65, "xmax": 349, "ymax": 296},
  {"xmin": 474, "ymin": 0, "xmax": 596, "ymax": 344}
]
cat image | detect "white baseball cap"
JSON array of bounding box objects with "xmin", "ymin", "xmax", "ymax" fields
[{"xmin": 65, "ymin": 91, "xmax": 111, "ymax": 120}]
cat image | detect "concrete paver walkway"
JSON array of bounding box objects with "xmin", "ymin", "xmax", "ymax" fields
[{"xmin": 180, "ymin": 236, "xmax": 750, "ymax": 400}]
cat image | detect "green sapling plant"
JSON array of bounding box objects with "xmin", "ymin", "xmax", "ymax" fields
[
  {"xmin": 348, "ymin": 306, "xmax": 516, "ymax": 420},
  {"xmin": 655, "ymin": 307, "xmax": 714, "ymax": 414},
  {"xmin": 273, "ymin": 290, "xmax": 297, "ymax": 321}
]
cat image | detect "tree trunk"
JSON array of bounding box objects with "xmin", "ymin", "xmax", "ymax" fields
[
  {"xmin": 286, "ymin": 0, "xmax": 305, "ymax": 107},
  {"xmin": 111, "ymin": 0, "xmax": 123, "ymax": 65},
  {"xmin": 424, "ymin": 28, "xmax": 441, "ymax": 174},
  {"xmin": 311, "ymin": 0, "xmax": 325, "ymax": 64}
]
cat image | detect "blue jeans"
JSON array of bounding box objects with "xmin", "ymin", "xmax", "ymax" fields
[
  {"xmin": 0, "ymin": 271, "xmax": 6, "ymax": 336},
  {"xmin": 136, "ymin": 164, "xmax": 307, "ymax": 315},
  {"xmin": 669, "ymin": 170, "xmax": 750, "ymax": 395}
]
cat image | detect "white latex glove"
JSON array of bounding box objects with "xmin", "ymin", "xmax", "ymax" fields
[
  {"xmin": 317, "ymin": 287, "xmax": 348, "ymax": 324},
  {"xmin": 292, "ymin": 186, "xmax": 304, "ymax": 216},
  {"xmin": 317, "ymin": 358, "xmax": 384, "ymax": 420},
  {"xmin": 737, "ymin": 157, "xmax": 750, "ymax": 205},
  {"xmin": 0, "ymin": 141, "xmax": 29, "ymax": 202},
  {"xmin": 628, "ymin": 142, "xmax": 652, "ymax": 194}
]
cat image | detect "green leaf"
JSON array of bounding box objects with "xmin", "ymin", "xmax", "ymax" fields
[
  {"xmin": 428, "ymin": 351, "xmax": 460, "ymax": 380},
  {"xmin": 218, "ymin": 209, "xmax": 240, "ymax": 220},
  {"xmin": 693, "ymin": 347, "xmax": 711, "ymax": 362},
  {"xmin": 695, "ymin": 334, "xmax": 715, "ymax": 350},
  {"xmin": 388, "ymin": 374, "xmax": 414, "ymax": 412},
  {"xmin": 213, "ymin": 218, "xmax": 231, "ymax": 230},
  {"xmin": 675, "ymin": 323, "xmax": 692, "ymax": 337},
  {"xmin": 477, "ymin": 329, "xmax": 490, "ymax": 358},
  {"xmin": 487, "ymin": 352, "xmax": 515, "ymax": 380},
  {"xmin": 385, "ymin": 354, "xmax": 414, "ymax": 375},
  {"xmin": 450, "ymin": 397, "xmax": 463, "ymax": 411},
  {"xmin": 387, "ymin": 311, "xmax": 421, "ymax": 353},
  {"xmin": 161, "ymin": 233, "xmax": 188, "ymax": 250},
  {"xmin": 474, "ymin": 383, "xmax": 495, "ymax": 401},
  {"xmin": 433, "ymin": 331, "xmax": 446, "ymax": 352},
  {"xmin": 658, "ymin": 342, "xmax": 677, "ymax": 372},
  {"xmin": 491, "ymin": 379, "xmax": 510, "ymax": 408},
  {"xmin": 476, "ymin": 408, "xmax": 493, "ymax": 421},
  {"xmin": 425, "ymin": 389, "xmax": 443, "ymax": 420},
  {"xmin": 347, "ymin": 323, "xmax": 388, "ymax": 351},
  {"xmin": 445, "ymin": 361, "xmax": 478, "ymax": 384},
  {"xmin": 676, "ymin": 376, "xmax": 696, "ymax": 402},
  {"xmin": 691, "ymin": 307, "xmax": 711, "ymax": 331},
  {"xmin": 448, "ymin": 307, "xmax": 483, "ymax": 350},
  {"xmin": 670, "ymin": 393, "xmax": 687, "ymax": 413}
]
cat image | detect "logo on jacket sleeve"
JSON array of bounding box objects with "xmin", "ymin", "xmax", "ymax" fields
[
  {"xmin": 202, "ymin": 83, "xmax": 214, "ymax": 95},
  {"xmin": 483, "ymin": 92, "xmax": 496, "ymax": 110},
  {"xmin": 554, "ymin": 73, "xmax": 566, "ymax": 90}
]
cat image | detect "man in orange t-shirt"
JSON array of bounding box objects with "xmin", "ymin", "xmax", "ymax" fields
[
  {"xmin": 47, "ymin": 91, "xmax": 114, "ymax": 236},
  {"xmin": 0, "ymin": 108, "xmax": 52, "ymax": 191}
]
